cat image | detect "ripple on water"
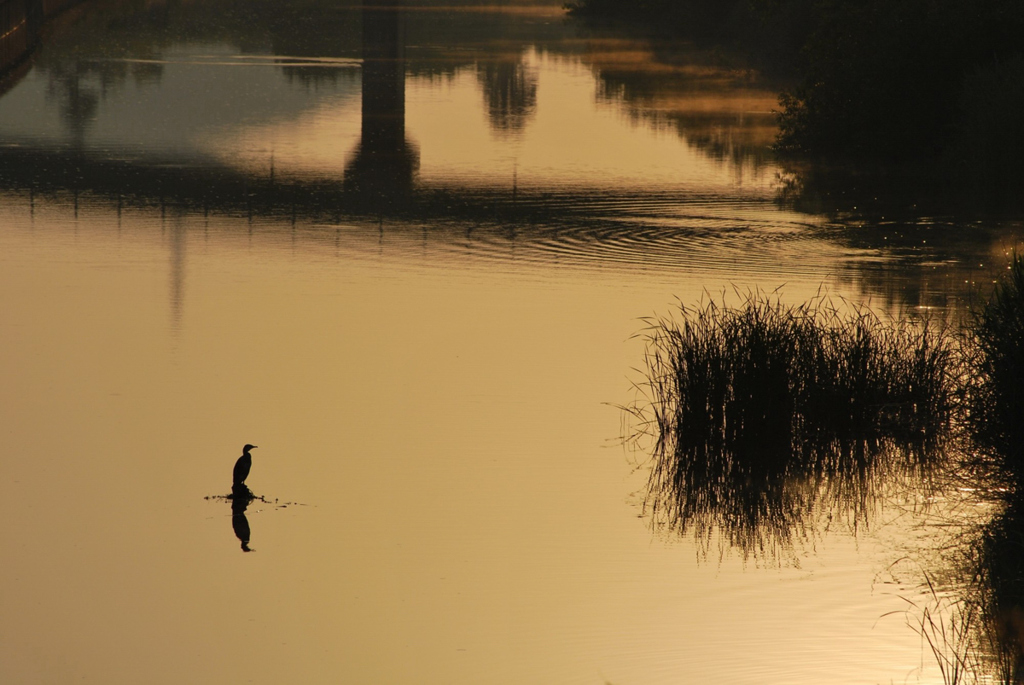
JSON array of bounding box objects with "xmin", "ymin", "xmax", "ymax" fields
[{"xmin": 0, "ymin": 186, "xmax": 851, "ymax": 290}]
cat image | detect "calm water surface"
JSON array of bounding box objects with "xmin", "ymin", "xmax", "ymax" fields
[{"xmin": 1, "ymin": 1, "xmax": 1021, "ymax": 684}]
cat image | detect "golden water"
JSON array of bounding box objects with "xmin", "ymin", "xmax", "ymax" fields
[{"xmin": 0, "ymin": 1, "xmax": 1019, "ymax": 683}]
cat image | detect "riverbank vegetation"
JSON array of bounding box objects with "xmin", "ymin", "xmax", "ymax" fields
[
  {"xmin": 636, "ymin": 255, "xmax": 1024, "ymax": 547},
  {"xmin": 567, "ymin": 0, "xmax": 1024, "ymax": 177},
  {"xmin": 633, "ymin": 255, "xmax": 1024, "ymax": 675},
  {"xmin": 635, "ymin": 290, "xmax": 956, "ymax": 556},
  {"xmin": 966, "ymin": 253, "xmax": 1024, "ymax": 480}
]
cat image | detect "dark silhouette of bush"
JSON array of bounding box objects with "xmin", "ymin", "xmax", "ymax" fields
[
  {"xmin": 967, "ymin": 253, "xmax": 1024, "ymax": 478},
  {"xmin": 955, "ymin": 55, "xmax": 1024, "ymax": 198},
  {"xmin": 567, "ymin": 0, "xmax": 1024, "ymax": 162},
  {"xmin": 565, "ymin": 0, "xmax": 759, "ymax": 44},
  {"xmin": 773, "ymin": 0, "xmax": 1024, "ymax": 159}
]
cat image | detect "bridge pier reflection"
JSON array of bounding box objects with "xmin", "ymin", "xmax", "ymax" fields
[{"xmin": 343, "ymin": 0, "xmax": 419, "ymax": 210}]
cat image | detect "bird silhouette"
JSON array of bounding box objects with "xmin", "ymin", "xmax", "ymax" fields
[{"xmin": 233, "ymin": 444, "xmax": 258, "ymax": 488}]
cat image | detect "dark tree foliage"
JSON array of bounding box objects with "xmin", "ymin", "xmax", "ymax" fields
[
  {"xmin": 565, "ymin": 0, "xmax": 755, "ymax": 42},
  {"xmin": 568, "ymin": 0, "xmax": 1024, "ymax": 161},
  {"xmin": 774, "ymin": 0, "xmax": 1024, "ymax": 159},
  {"xmin": 969, "ymin": 253, "xmax": 1024, "ymax": 478}
]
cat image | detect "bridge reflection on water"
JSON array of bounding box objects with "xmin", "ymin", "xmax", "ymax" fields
[
  {"xmin": 343, "ymin": 0, "xmax": 418, "ymax": 206},
  {"xmin": 0, "ymin": 0, "xmax": 1017, "ymax": 321},
  {"xmin": 0, "ymin": 0, "xmax": 423, "ymax": 214},
  {"xmin": 0, "ymin": 0, "xmax": 776, "ymax": 219}
]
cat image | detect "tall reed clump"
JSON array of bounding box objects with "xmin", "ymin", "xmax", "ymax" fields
[
  {"xmin": 971, "ymin": 495, "xmax": 1024, "ymax": 684},
  {"xmin": 904, "ymin": 495, "xmax": 1024, "ymax": 685},
  {"xmin": 637, "ymin": 291, "xmax": 956, "ymax": 556},
  {"xmin": 899, "ymin": 254, "xmax": 1024, "ymax": 685},
  {"xmin": 937, "ymin": 252, "xmax": 1024, "ymax": 683},
  {"xmin": 966, "ymin": 252, "xmax": 1024, "ymax": 479}
]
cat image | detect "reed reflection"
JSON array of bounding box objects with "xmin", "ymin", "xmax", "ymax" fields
[
  {"xmin": 938, "ymin": 254, "xmax": 1024, "ymax": 681},
  {"xmin": 896, "ymin": 486, "xmax": 1024, "ymax": 683},
  {"xmin": 634, "ymin": 292, "xmax": 955, "ymax": 560},
  {"xmin": 974, "ymin": 496, "xmax": 1024, "ymax": 681},
  {"xmin": 626, "ymin": 255, "xmax": 1024, "ymax": 679}
]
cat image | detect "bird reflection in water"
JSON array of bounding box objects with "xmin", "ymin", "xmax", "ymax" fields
[
  {"xmin": 229, "ymin": 444, "xmax": 257, "ymax": 551},
  {"xmin": 205, "ymin": 443, "xmax": 304, "ymax": 553},
  {"xmin": 230, "ymin": 485, "xmax": 254, "ymax": 553}
]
